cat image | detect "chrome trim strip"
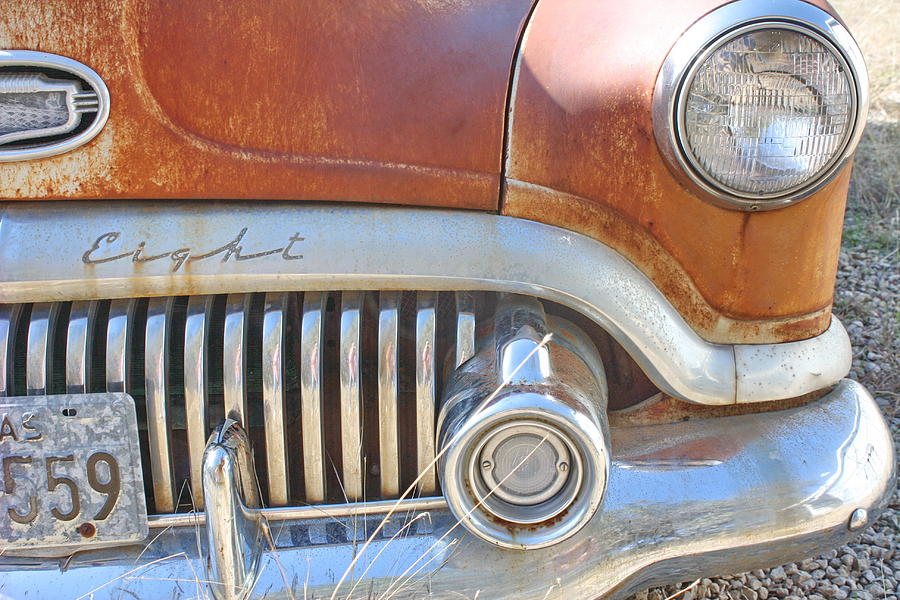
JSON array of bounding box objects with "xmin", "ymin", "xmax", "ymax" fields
[
  {"xmin": 734, "ymin": 317, "xmax": 852, "ymax": 402},
  {"xmin": 184, "ymin": 295, "xmax": 213, "ymax": 510},
  {"xmin": 454, "ymin": 291, "xmax": 476, "ymax": 368},
  {"xmin": 65, "ymin": 300, "xmax": 96, "ymax": 393},
  {"xmin": 0, "ymin": 202, "xmax": 853, "ymax": 405},
  {"xmin": 223, "ymin": 294, "xmax": 250, "ymax": 424},
  {"xmin": 3, "ymin": 381, "xmax": 891, "ymax": 600},
  {"xmin": 26, "ymin": 302, "xmax": 58, "ymax": 395},
  {"xmin": 0, "ymin": 51, "xmax": 111, "ymax": 163},
  {"xmin": 300, "ymin": 292, "xmax": 327, "ymax": 503},
  {"xmin": 415, "ymin": 291, "xmax": 438, "ymax": 494},
  {"xmin": 339, "ymin": 291, "xmax": 364, "ymax": 500},
  {"xmin": 651, "ymin": 0, "xmax": 869, "ymax": 210},
  {"xmin": 105, "ymin": 298, "xmax": 133, "ymax": 393},
  {"xmin": 262, "ymin": 292, "xmax": 289, "ymax": 506},
  {"xmin": 0, "ymin": 304, "xmax": 22, "ymax": 396},
  {"xmin": 377, "ymin": 291, "xmax": 401, "ymax": 498},
  {"xmin": 145, "ymin": 297, "xmax": 175, "ymax": 513},
  {"xmin": 149, "ymin": 496, "xmax": 448, "ymax": 529}
]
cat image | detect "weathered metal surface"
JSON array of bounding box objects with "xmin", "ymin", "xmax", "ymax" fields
[
  {"xmin": 0, "ymin": 380, "xmax": 892, "ymax": 599},
  {"xmin": 502, "ymin": 0, "xmax": 849, "ymax": 343},
  {"xmin": 0, "ymin": 393, "xmax": 147, "ymax": 549},
  {"xmin": 0, "ymin": 0, "xmax": 534, "ymax": 208},
  {"xmin": 0, "ymin": 201, "xmax": 857, "ymax": 405}
]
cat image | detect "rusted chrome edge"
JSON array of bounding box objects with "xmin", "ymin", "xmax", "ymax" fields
[{"xmin": 0, "ymin": 201, "xmax": 851, "ymax": 404}]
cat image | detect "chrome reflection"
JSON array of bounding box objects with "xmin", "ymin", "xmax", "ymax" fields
[
  {"xmin": 203, "ymin": 419, "xmax": 264, "ymax": 600},
  {"xmin": 1, "ymin": 381, "xmax": 889, "ymax": 600}
]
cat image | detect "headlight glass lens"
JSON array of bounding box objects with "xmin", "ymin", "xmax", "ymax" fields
[{"xmin": 681, "ymin": 28, "xmax": 854, "ymax": 198}]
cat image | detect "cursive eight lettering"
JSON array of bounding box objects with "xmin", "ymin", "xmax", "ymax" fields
[{"xmin": 83, "ymin": 228, "xmax": 304, "ymax": 272}]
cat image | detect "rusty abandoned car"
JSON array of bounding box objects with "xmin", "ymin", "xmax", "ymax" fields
[{"xmin": 0, "ymin": 0, "xmax": 893, "ymax": 598}]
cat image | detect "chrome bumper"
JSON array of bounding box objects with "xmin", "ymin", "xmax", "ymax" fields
[{"xmin": 1, "ymin": 379, "xmax": 893, "ymax": 600}]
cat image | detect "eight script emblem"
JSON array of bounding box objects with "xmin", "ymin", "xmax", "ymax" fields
[{"xmin": 83, "ymin": 228, "xmax": 304, "ymax": 272}]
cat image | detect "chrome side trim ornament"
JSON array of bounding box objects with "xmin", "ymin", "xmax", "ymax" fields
[
  {"xmin": 203, "ymin": 419, "xmax": 264, "ymax": 600},
  {"xmin": 105, "ymin": 298, "xmax": 134, "ymax": 394},
  {"xmin": 262, "ymin": 292, "xmax": 289, "ymax": 506},
  {"xmin": 0, "ymin": 303, "xmax": 23, "ymax": 396},
  {"xmin": 26, "ymin": 302, "xmax": 59, "ymax": 395},
  {"xmin": 339, "ymin": 291, "xmax": 364, "ymax": 500},
  {"xmin": 184, "ymin": 295, "xmax": 214, "ymax": 509},
  {"xmin": 0, "ymin": 202, "xmax": 852, "ymax": 405},
  {"xmin": 65, "ymin": 300, "xmax": 97, "ymax": 393},
  {"xmin": 145, "ymin": 297, "xmax": 176, "ymax": 513},
  {"xmin": 223, "ymin": 294, "xmax": 250, "ymax": 423},
  {"xmin": 377, "ymin": 291, "xmax": 401, "ymax": 498},
  {"xmin": 415, "ymin": 291, "xmax": 438, "ymax": 494},
  {"xmin": 300, "ymin": 292, "xmax": 328, "ymax": 503},
  {"xmin": 0, "ymin": 51, "xmax": 110, "ymax": 162}
]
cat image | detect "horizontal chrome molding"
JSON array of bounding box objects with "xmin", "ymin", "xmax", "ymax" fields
[
  {"xmin": 0, "ymin": 201, "xmax": 852, "ymax": 404},
  {"xmin": 2, "ymin": 381, "xmax": 891, "ymax": 599},
  {"xmin": 0, "ymin": 50, "xmax": 111, "ymax": 163},
  {"xmin": 148, "ymin": 496, "xmax": 449, "ymax": 529}
]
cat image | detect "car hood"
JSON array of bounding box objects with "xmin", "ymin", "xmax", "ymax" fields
[{"xmin": 0, "ymin": 0, "xmax": 535, "ymax": 209}]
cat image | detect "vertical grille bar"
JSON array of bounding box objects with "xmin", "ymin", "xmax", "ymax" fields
[
  {"xmin": 65, "ymin": 300, "xmax": 97, "ymax": 394},
  {"xmin": 415, "ymin": 292, "xmax": 437, "ymax": 493},
  {"xmin": 223, "ymin": 294, "xmax": 250, "ymax": 424},
  {"xmin": 262, "ymin": 292, "xmax": 289, "ymax": 506},
  {"xmin": 377, "ymin": 291, "xmax": 400, "ymax": 498},
  {"xmin": 0, "ymin": 304, "xmax": 22, "ymax": 396},
  {"xmin": 26, "ymin": 303, "xmax": 60, "ymax": 395},
  {"xmin": 184, "ymin": 295, "xmax": 213, "ymax": 510},
  {"xmin": 300, "ymin": 292, "xmax": 327, "ymax": 503},
  {"xmin": 106, "ymin": 299, "xmax": 134, "ymax": 393},
  {"xmin": 455, "ymin": 292, "xmax": 476, "ymax": 368},
  {"xmin": 340, "ymin": 291, "xmax": 363, "ymax": 501},
  {"xmin": 145, "ymin": 297, "xmax": 175, "ymax": 513}
]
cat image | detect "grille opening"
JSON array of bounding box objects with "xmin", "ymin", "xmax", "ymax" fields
[
  {"xmin": 89, "ymin": 300, "xmax": 111, "ymax": 393},
  {"xmin": 0, "ymin": 291, "xmax": 659, "ymax": 515},
  {"xmin": 321, "ymin": 291, "xmax": 344, "ymax": 503},
  {"xmin": 48, "ymin": 301, "xmax": 70, "ymax": 395}
]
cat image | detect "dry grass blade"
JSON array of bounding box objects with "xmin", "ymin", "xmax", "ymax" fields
[
  {"xmin": 380, "ymin": 431, "xmax": 555, "ymax": 600},
  {"xmin": 327, "ymin": 333, "xmax": 554, "ymax": 600}
]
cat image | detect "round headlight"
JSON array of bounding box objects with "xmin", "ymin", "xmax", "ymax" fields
[{"xmin": 653, "ymin": 1, "xmax": 868, "ymax": 210}]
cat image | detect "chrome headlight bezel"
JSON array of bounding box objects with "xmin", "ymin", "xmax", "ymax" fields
[{"xmin": 652, "ymin": 0, "xmax": 869, "ymax": 211}]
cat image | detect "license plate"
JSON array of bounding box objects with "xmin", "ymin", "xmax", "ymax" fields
[{"xmin": 0, "ymin": 393, "xmax": 147, "ymax": 548}]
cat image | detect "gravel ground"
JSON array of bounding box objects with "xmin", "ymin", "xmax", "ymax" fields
[{"xmin": 633, "ymin": 209, "xmax": 900, "ymax": 600}]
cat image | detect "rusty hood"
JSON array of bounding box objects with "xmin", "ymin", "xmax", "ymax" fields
[{"xmin": 0, "ymin": 0, "xmax": 536, "ymax": 209}]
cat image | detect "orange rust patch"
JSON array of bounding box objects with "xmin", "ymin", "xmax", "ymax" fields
[
  {"xmin": 0, "ymin": 0, "xmax": 535, "ymax": 208},
  {"xmin": 502, "ymin": 0, "xmax": 849, "ymax": 343}
]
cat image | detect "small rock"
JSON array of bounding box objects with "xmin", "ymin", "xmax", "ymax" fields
[
  {"xmin": 802, "ymin": 560, "xmax": 821, "ymax": 572},
  {"xmin": 770, "ymin": 567, "xmax": 787, "ymax": 582}
]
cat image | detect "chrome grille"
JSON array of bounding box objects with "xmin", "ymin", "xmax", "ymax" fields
[{"xmin": 0, "ymin": 291, "xmax": 477, "ymax": 514}]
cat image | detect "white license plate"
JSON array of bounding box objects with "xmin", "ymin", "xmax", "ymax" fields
[{"xmin": 0, "ymin": 393, "xmax": 147, "ymax": 548}]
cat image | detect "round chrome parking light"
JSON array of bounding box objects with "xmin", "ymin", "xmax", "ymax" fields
[
  {"xmin": 439, "ymin": 390, "xmax": 607, "ymax": 549},
  {"xmin": 437, "ymin": 296, "xmax": 610, "ymax": 550}
]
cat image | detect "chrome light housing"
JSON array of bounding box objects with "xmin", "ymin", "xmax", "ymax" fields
[
  {"xmin": 437, "ymin": 297, "xmax": 609, "ymax": 549},
  {"xmin": 653, "ymin": 0, "xmax": 868, "ymax": 211}
]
